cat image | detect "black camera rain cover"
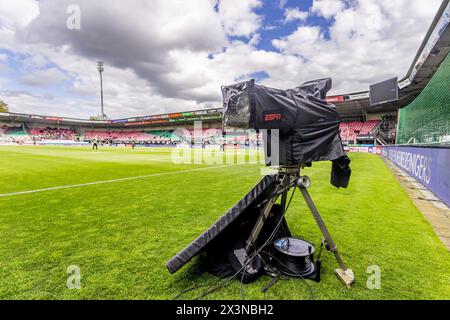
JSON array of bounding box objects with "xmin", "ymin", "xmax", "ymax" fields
[
  {"xmin": 222, "ymin": 78, "xmax": 347, "ymax": 165},
  {"xmin": 222, "ymin": 78, "xmax": 335, "ymax": 131}
]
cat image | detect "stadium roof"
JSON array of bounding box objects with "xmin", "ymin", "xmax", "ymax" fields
[
  {"xmin": 0, "ymin": 108, "xmax": 223, "ymax": 128},
  {"xmin": 329, "ymin": 0, "xmax": 450, "ymax": 116}
]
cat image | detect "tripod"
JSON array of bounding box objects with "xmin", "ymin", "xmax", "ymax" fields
[{"xmin": 245, "ymin": 165, "xmax": 355, "ymax": 288}]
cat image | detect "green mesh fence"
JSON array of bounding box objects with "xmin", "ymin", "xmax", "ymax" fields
[{"xmin": 396, "ymin": 53, "xmax": 450, "ymax": 145}]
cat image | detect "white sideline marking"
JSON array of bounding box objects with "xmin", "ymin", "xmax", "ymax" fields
[
  {"xmin": 0, "ymin": 165, "xmax": 231, "ymax": 198},
  {"xmin": 146, "ymin": 158, "xmax": 176, "ymax": 162}
]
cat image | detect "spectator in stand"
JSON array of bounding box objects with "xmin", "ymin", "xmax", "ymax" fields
[{"xmin": 30, "ymin": 127, "xmax": 76, "ymax": 141}]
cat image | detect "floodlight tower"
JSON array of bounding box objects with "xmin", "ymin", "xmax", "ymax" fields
[{"xmin": 97, "ymin": 61, "xmax": 105, "ymax": 120}]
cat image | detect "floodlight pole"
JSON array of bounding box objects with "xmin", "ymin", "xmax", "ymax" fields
[{"xmin": 97, "ymin": 61, "xmax": 105, "ymax": 120}]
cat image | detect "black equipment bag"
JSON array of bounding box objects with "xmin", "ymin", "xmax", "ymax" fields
[
  {"xmin": 199, "ymin": 204, "xmax": 291, "ymax": 283},
  {"xmin": 165, "ymin": 176, "xmax": 291, "ymax": 281},
  {"xmin": 166, "ymin": 175, "xmax": 276, "ymax": 274}
]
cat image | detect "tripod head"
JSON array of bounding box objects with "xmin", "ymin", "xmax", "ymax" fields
[
  {"xmin": 276, "ymin": 165, "xmax": 311, "ymax": 190},
  {"xmin": 277, "ymin": 165, "xmax": 301, "ymax": 175}
]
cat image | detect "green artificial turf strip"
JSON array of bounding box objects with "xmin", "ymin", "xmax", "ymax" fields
[{"xmin": 0, "ymin": 146, "xmax": 449, "ymax": 299}]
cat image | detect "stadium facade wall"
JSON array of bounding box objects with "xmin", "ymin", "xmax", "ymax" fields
[{"xmin": 381, "ymin": 146, "xmax": 450, "ymax": 206}]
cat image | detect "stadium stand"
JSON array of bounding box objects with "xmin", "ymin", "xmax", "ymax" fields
[
  {"xmin": 84, "ymin": 130, "xmax": 153, "ymax": 142},
  {"xmin": 377, "ymin": 114, "xmax": 397, "ymax": 145},
  {"xmin": 147, "ymin": 129, "xmax": 220, "ymax": 142},
  {"xmin": 146, "ymin": 130, "xmax": 181, "ymax": 141},
  {"xmin": 0, "ymin": 118, "xmax": 386, "ymax": 147},
  {"xmin": 29, "ymin": 127, "xmax": 77, "ymax": 140},
  {"xmin": 0, "ymin": 125, "xmax": 30, "ymax": 142},
  {"xmin": 2, "ymin": 125, "xmax": 27, "ymax": 136},
  {"xmin": 84, "ymin": 128, "xmax": 236, "ymax": 144},
  {"xmin": 339, "ymin": 120, "xmax": 380, "ymax": 142}
]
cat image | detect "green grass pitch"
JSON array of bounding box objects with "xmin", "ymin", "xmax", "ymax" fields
[{"xmin": 0, "ymin": 146, "xmax": 449, "ymax": 300}]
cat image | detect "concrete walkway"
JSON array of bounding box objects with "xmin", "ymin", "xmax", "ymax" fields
[{"xmin": 384, "ymin": 159, "xmax": 450, "ymax": 250}]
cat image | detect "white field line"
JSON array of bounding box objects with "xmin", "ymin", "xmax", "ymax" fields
[
  {"xmin": 146, "ymin": 158, "xmax": 177, "ymax": 162},
  {"xmin": 0, "ymin": 165, "xmax": 233, "ymax": 198}
]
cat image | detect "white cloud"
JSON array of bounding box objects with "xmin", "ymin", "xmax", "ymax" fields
[
  {"xmin": 272, "ymin": 26, "xmax": 322, "ymax": 55},
  {"xmin": 284, "ymin": 7, "xmax": 309, "ymax": 23},
  {"xmin": 278, "ymin": 0, "xmax": 288, "ymax": 9},
  {"xmin": 263, "ymin": 25, "xmax": 278, "ymax": 31},
  {"xmin": 0, "ymin": 0, "xmax": 39, "ymax": 31},
  {"xmin": 311, "ymin": 0, "xmax": 345, "ymax": 19},
  {"xmin": 0, "ymin": 0, "xmax": 444, "ymax": 118},
  {"xmin": 218, "ymin": 0, "xmax": 263, "ymax": 38},
  {"xmin": 271, "ymin": 0, "xmax": 442, "ymax": 93},
  {"xmin": 14, "ymin": 1, "xmax": 229, "ymax": 104},
  {"xmin": 21, "ymin": 67, "xmax": 69, "ymax": 87},
  {"xmin": 0, "ymin": 53, "xmax": 11, "ymax": 74}
]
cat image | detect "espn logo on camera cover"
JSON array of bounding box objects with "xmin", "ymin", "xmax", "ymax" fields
[{"xmin": 264, "ymin": 112, "xmax": 282, "ymax": 122}]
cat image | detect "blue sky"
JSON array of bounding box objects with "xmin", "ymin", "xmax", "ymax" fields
[
  {"xmin": 255, "ymin": 0, "xmax": 332, "ymax": 51},
  {"xmin": 0, "ymin": 48, "xmax": 82, "ymax": 101}
]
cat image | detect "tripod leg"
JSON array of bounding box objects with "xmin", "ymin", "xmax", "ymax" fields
[
  {"xmin": 245, "ymin": 192, "xmax": 279, "ymax": 252},
  {"xmin": 299, "ymin": 186, "xmax": 346, "ymax": 268},
  {"xmin": 298, "ymin": 186, "xmax": 354, "ymax": 288},
  {"xmin": 280, "ymin": 190, "xmax": 288, "ymax": 213},
  {"xmin": 245, "ymin": 172, "xmax": 294, "ymax": 252}
]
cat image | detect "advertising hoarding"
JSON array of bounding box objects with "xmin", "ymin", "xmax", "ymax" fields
[{"xmin": 382, "ymin": 146, "xmax": 450, "ymax": 206}]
